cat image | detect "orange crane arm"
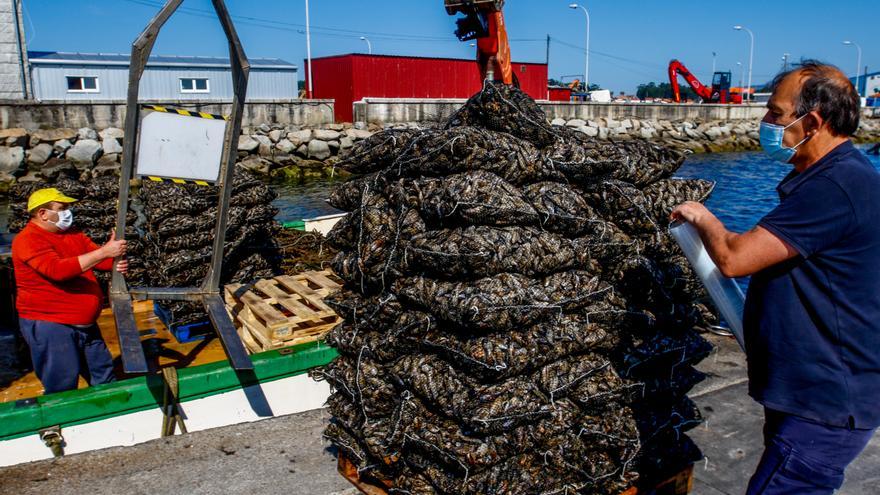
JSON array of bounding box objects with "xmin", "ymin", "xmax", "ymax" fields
[
  {"xmin": 668, "ymin": 59, "xmax": 712, "ymax": 103},
  {"xmin": 476, "ymin": 10, "xmax": 512, "ymax": 85}
]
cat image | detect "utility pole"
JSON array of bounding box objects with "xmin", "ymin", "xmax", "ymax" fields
[
  {"xmin": 546, "ymin": 35, "xmax": 551, "ymax": 65},
  {"xmin": 711, "ymin": 52, "xmax": 716, "ymax": 82},
  {"xmin": 305, "ymin": 0, "xmax": 313, "ymax": 98}
]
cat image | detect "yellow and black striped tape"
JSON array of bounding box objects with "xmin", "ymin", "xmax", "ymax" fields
[
  {"xmin": 146, "ymin": 176, "xmax": 212, "ymax": 186},
  {"xmin": 142, "ymin": 104, "xmax": 229, "ymax": 121}
]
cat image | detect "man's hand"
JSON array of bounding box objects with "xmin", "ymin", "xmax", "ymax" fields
[
  {"xmin": 670, "ymin": 201, "xmax": 711, "ymax": 225},
  {"xmin": 101, "ymin": 237, "xmax": 127, "ymax": 259},
  {"xmin": 115, "ymin": 258, "xmax": 129, "ymax": 275}
]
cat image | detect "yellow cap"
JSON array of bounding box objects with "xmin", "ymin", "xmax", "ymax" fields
[{"xmin": 27, "ymin": 188, "xmax": 78, "ymax": 212}]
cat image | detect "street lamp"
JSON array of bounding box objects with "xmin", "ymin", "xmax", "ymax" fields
[
  {"xmin": 843, "ymin": 40, "xmax": 863, "ymax": 96},
  {"xmin": 305, "ymin": 0, "xmax": 313, "ymax": 98},
  {"xmin": 733, "ymin": 25, "xmax": 754, "ymax": 102},
  {"xmin": 360, "ymin": 36, "xmax": 372, "ymax": 55},
  {"xmin": 736, "ymin": 61, "xmax": 744, "ymax": 99},
  {"xmin": 568, "ymin": 3, "xmax": 590, "ymax": 92},
  {"xmin": 711, "ymin": 51, "xmax": 716, "ymax": 81}
]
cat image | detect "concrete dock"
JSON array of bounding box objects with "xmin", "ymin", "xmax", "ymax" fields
[{"xmin": 0, "ymin": 333, "xmax": 876, "ymax": 495}]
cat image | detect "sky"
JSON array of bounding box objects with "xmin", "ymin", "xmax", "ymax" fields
[{"xmin": 20, "ymin": 0, "xmax": 879, "ymax": 94}]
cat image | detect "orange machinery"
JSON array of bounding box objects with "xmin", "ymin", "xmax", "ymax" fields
[
  {"xmin": 445, "ymin": 0, "xmax": 513, "ymax": 85},
  {"xmin": 668, "ymin": 59, "xmax": 742, "ymax": 104}
]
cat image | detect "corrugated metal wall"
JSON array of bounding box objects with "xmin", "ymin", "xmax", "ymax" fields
[
  {"xmin": 30, "ymin": 64, "xmax": 298, "ymax": 101},
  {"xmin": 307, "ymin": 54, "xmax": 548, "ymax": 122}
]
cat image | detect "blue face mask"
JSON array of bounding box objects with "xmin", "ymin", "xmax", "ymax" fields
[{"xmin": 759, "ymin": 114, "xmax": 810, "ymax": 163}]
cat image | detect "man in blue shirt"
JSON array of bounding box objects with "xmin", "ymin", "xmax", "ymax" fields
[{"xmin": 672, "ymin": 61, "xmax": 879, "ymax": 494}]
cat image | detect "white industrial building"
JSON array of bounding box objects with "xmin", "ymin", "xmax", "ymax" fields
[{"xmin": 27, "ymin": 51, "xmax": 299, "ymax": 101}]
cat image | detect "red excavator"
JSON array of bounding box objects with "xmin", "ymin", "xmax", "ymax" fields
[
  {"xmin": 445, "ymin": 0, "xmax": 514, "ymax": 85},
  {"xmin": 668, "ymin": 59, "xmax": 742, "ymax": 104}
]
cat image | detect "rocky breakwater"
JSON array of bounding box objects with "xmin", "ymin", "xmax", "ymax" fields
[
  {"xmin": 548, "ymin": 116, "xmax": 880, "ymax": 153},
  {"xmin": 0, "ymin": 123, "xmax": 382, "ymax": 194},
  {"xmin": 235, "ymin": 122, "xmax": 381, "ymax": 182}
]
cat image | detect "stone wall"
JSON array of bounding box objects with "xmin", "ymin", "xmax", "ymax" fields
[
  {"xmin": 0, "ymin": 99, "xmax": 335, "ymax": 130},
  {"xmin": 353, "ymin": 98, "xmax": 769, "ymax": 126}
]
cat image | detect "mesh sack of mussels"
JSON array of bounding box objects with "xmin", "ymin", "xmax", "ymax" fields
[
  {"xmin": 316, "ymin": 80, "xmax": 716, "ymax": 494},
  {"xmin": 7, "ymin": 175, "xmax": 148, "ymax": 288},
  {"xmin": 137, "ymin": 167, "xmax": 284, "ymax": 327}
]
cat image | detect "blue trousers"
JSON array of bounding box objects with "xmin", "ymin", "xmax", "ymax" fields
[
  {"xmin": 746, "ymin": 408, "xmax": 875, "ymax": 494},
  {"xmin": 18, "ymin": 318, "xmax": 116, "ymax": 394}
]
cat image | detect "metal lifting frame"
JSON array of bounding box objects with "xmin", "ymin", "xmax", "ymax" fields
[{"xmin": 110, "ymin": 0, "xmax": 253, "ymax": 373}]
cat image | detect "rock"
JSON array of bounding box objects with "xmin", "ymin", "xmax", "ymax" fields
[
  {"xmin": 102, "ymin": 137, "xmax": 123, "ymax": 154},
  {"xmin": 78, "ymin": 127, "xmax": 98, "ymax": 141},
  {"xmin": 253, "ymin": 135, "xmax": 273, "ymax": 157},
  {"xmin": 620, "ymin": 119, "xmax": 634, "ymax": 129},
  {"xmin": 684, "ymin": 128, "xmax": 704, "ymax": 139},
  {"xmin": 17, "ymin": 171, "xmax": 41, "ymax": 183},
  {"xmin": 0, "ymin": 128, "xmax": 28, "ymax": 148},
  {"xmin": 296, "ymin": 144, "xmax": 308, "ymax": 158},
  {"xmin": 550, "ymin": 118, "xmax": 567, "ymax": 127},
  {"xmin": 99, "ymin": 127, "xmax": 124, "ymax": 141},
  {"xmin": 718, "ymin": 125, "xmax": 732, "ymax": 136},
  {"xmin": 288, "ymin": 130, "xmax": 313, "ymax": 146},
  {"xmin": 38, "ymin": 160, "xmax": 78, "ymax": 181},
  {"xmin": 681, "ymin": 121, "xmax": 695, "ymax": 130},
  {"xmin": 344, "ymin": 129, "xmax": 373, "ymax": 140},
  {"xmin": 326, "ymin": 123, "xmax": 345, "ymax": 131},
  {"xmin": 747, "ymin": 131, "xmax": 760, "ymax": 140},
  {"xmin": 32, "ymin": 128, "xmax": 77, "ymax": 143},
  {"xmin": 704, "ymin": 127, "xmax": 723, "ymax": 140},
  {"xmin": 0, "ymin": 172, "xmax": 15, "ymax": 194},
  {"xmin": 630, "ymin": 119, "xmax": 641, "ymax": 131},
  {"xmin": 612, "ymin": 127, "xmax": 628, "ymax": 135},
  {"xmin": 0, "ymin": 146, "xmax": 25, "ymax": 174},
  {"xmin": 29, "ymin": 135, "xmax": 42, "ymax": 147},
  {"xmin": 239, "ymin": 156, "xmax": 271, "ymax": 175},
  {"xmin": 54, "ymin": 139, "xmax": 73, "ymax": 153},
  {"xmin": 275, "ymin": 139, "xmax": 296, "ymax": 154},
  {"xmin": 258, "ymin": 123, "xmax": 272, "ymax": 134},
  {"xmin": 308, "ymin": 139, "xmax": 331, "ymax": 160},
  {"xmin": 66, "ymin": 139, "xmax": 103, "ymax": 164},
  {"xmin": 327, "ymin": 140, "xmax": 341, "ymax": 151},
  {"xmin": 340, "ymin": 137, "xmax": 354, "ymax": 149},
  {"xmin": 565, "ymin": 119, "xmax": 586, "ymax": 128},
  {"xmin": 313, "ymin": 129, "xmax": 341, "ymax": 141},
  {"xmin": 354, "ymin": 121, "xmax": 368, "ymax": 130},
  {"xmin": 640, "ymin": 127, "xmax": 657, "ymax": 139},
  {"xmin": 237, "ymin": 135, "xmax": 260, "ymax": 152},
  {"xmin": 268, "ymin": 129, "xmax": 283, "ymax": 143},
  {"xmin": 586, "ymin": 120, "xmax": 600, "ymax": 128},
  {"xmin": 92, "ymin": 161, "xmax": 122, "ymax": 177},
  {"xmin": 270, "ymin": 164, "xmax": 303, "ymax": 182},
  {"xmin": 97, "ymin": 153, "xmax": 119, "ymax": 166},
  {"xmin": 579, "ymin": 126, "xmax": 598, "ymax": 137},
  {"xmin": 601, "ymin": 117, "xmax": 619, "ymax": 128},
  {"xmin": 26, "ymin": 143, "xmax": 53, "ymax": 166},
  {"xmin": 598, "ymin": 127, "xmax": 610, "ymax": 140}
]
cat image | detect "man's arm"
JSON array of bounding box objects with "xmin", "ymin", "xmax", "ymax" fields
[{"xmin": 671, "ymin": 201, "xmax": 798, "ymax": 278}]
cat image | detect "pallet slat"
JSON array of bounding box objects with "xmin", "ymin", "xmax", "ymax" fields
[{"xmin": 225, "ymin": 270, "xmax": 343, "ymax": 353}]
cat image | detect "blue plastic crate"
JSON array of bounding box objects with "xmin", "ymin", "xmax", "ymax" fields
[{"xmin": 153, "ymin": 302, "xmax": 213, "ymax": 344}]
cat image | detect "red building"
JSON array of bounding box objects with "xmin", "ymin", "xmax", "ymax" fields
[{"xmin": 304, "ymin": 53, "xmax": 549, "ymax": 122}]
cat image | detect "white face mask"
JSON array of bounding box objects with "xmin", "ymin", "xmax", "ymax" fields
[{"xmin": 49, "ymin": 209, "xmax": 74, "ymax": 231}]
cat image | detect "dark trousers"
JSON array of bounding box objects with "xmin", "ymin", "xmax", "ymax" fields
[
  {"xmin": 18, "ymin": 318, "xmax": 116, "ymax": 394},
  {"xmin": 747, "ymin": 408, "xmax": 875, "ymax": 494}
]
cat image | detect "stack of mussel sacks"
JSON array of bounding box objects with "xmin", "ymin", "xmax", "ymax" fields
[
  {"xmin": 314, "ymin": 81, "xmax": 716, "ymax": 495},
  {"xmin": 137, "ymin": 167, "xmax": 282, "ymax": 328},
  {"xmin": 7, "ymin": 173, "xmax": 147, "ymax": 287}
]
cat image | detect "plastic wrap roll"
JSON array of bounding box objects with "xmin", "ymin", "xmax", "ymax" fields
[{"xmin": 668, "ymin": 221, "xmax": 745, "ymax": 351}]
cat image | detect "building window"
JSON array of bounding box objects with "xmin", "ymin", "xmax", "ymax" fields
[
  {"xmin": 180, "ymin": 78, "xmax": 210, "ymax": 93},
  {"xmin": 66, "ymin": 76, "xmax": 99, "ymax": 93}
]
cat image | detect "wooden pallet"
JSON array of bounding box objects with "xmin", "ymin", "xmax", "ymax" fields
[
  {"xmin": 338, "ymin": 455, "xmax": 693, "ymax": 495},
  {"xmin": 225, "ymin": 270, "xmax": 343, "ymax": 352}
]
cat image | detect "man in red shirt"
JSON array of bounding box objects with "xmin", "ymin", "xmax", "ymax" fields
[{"xmin": 11, "ymin": 188, "xmax": 128, "ymax": 394}]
